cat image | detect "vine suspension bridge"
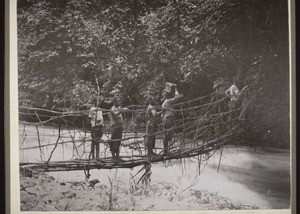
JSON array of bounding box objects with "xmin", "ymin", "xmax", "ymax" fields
[{"xmin": 19, "ymin": 92, "xmax": 245, "ymax": 177}]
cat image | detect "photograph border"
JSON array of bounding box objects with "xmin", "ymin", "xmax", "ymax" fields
[{"xmin": 5, "ymin": 0, "xmax": 296, "ymax": 213}]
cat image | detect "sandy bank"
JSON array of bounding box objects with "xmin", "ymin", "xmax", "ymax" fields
[{"xmin": 20, "ymin": 170, "xmax": 257, "ymax": 211}]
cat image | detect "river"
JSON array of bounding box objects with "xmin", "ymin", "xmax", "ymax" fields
[
  {"xmin": 43, "ymin": 146, "xmax": 290, "ymax": 209},
  {"xmin": 19, "ymin": 123, "xmax": 290, "ymax": 209}
]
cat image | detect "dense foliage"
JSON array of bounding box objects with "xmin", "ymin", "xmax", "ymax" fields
[{"xmin": 18, "ymin": 0, "xmax": 290, "ymax": 147}]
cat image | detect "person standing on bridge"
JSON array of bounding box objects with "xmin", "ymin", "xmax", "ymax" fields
[
  {"xmin": 159, "ymin": 83, "xmax": 183, "ymax": 156},
  {"xmin": 225, "ymin": 78, "xmax": 248, "ymax": 119},
  {"xmin": 110, "ymin": 96, "xmax": 129, "ymax": 162},
  {"xmin": 145, "ymin": 98, "xmax": 159, "ymax": 157},
  {"xmin": 225, "ymin": 81, "xmax": 240, "ymax": 109},
  {"xmin": 225, "ymin": 78, "xmax": 243, "ymax": 119},
  {"xmin": 89, "ymin": 97, "xmax": 104, "ymax": 160}
]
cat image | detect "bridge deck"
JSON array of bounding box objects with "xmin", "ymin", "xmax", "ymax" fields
[{"xmin": 19, "ymin": 145, "xmax": 218, "ymax": 172}]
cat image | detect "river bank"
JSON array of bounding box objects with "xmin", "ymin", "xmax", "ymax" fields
[
  {"xmin": 19, "ymin": 123, "xmax": 290, "ymax": 211},
  {"xmin": 20, "ymin": 171, "xmax": 257, "ymax": 211},
  {"xmin": 20, "ymin": 146, "xmax": 290, "ymax": 211}
]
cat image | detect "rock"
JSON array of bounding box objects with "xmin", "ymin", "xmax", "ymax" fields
[
  {"xmin": 92, "ymin": 204, "xmax": 105, "ymax": 211},
  {"xmin": 89, "ymin": 179, "xmax": 100, "ymax": 188},
  {"xmin": 229, "ymin": 203, "xmax": 235, "ymax": 209},
  {"xmin": 33, "ymin": 174, "xmax": 40, "ymax": 179},
  {"xmin": 66, "ymin": 199, "xmax": 86, "ymax": 211},
  {"xmin": 21, "ymin": 179, "xmax": 37, "ymax": 189},
  {"xmin": 84, "ymin": 203, "xmax": 95, "ymax": 210},
  {"xmin": 39, "ymin": 177, "xmax": 45, "ymax": 183},
  {"xmin": 31, "ymin": 201, "xmax": 47, "ymax": 211},
  {"xmin": 26, "ymin": 187, "xmax": 39, "ymax": 197},
  {"xmin": 20, "ymin": 193, "xmax": 38, "ymax": 210},
  {"xmin": 41, "ymin": 194, "xmax": 54, "ymax": 204},
  {"xmin": 20, "ymin": 202, "xmax": 29, "ymax": 211},
  {"xmin": 94, "ymin": 182, "xmax": 102, "ymax": 188},
  {"xmin": 20, "ymin": 191, "xmax": 30, "ymax": 201},
  {"xmin": 56, "ymin": 198, "xmax": 70, "ymax": 210},
  {"xmin": 233, "ymin": 201, "xmax": 243, "ymax": 209},
  {"xmin": 43, "ymin": 204, "xmax": 58, "ymax": 211},
  {"xmin": 202, "ymin": 197, "xmax": 210, "ymax": 204},
  {"xmin": 22, "ymin": 168, "xmax": 33, "ymax": 178},
  {"xmin": 68, "ymin": 193, "xmax": 77, "ymax": 199},
  {"xmin": 38, "ymin": 188, "xmax": 50, "ymax": 198},
  {"xmin": 62, "ymin": 190, "xmax": 77, "ymax": 199}
]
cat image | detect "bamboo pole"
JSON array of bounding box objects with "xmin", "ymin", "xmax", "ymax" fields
[
  {"xmin": 20, "ymin": 139, "xmax": 239, "ymax": 172},
  {"xmin": 217, "ymin": 146, "xmax": 224, "ymax": 173},
  {"xmin": 35, "ymin": 125, "xmax": 44, "ymax": 162},
  {"xmin": 45, "ymin": 123, "xmax": 61, "ymax": 167}
]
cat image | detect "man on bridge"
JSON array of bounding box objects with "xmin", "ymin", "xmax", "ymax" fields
[
  {"xmin": 110, "ymin": 96, "xmax": 129, "ymax": 162},
  {"xmin": 89, "ymin": 98, "xmax": 104, "ymax": 160},
  {"xmin": 159, "ymin": 83, "xmax": 183, "ymax": 156}
]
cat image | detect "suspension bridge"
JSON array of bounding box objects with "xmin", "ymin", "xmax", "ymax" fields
[{"xmin": 18, "ymin": 92, "xmax": 245, "ymax": 177}]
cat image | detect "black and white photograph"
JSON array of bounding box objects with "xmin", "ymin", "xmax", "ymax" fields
[{"xmin": 16, "ymin": 0, "xmax": 292, "ymax": 212}]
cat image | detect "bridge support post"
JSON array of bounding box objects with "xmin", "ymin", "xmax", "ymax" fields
[
  {"xmin": 84, "ymin": 168, "xmax": 91, "ymax": 179},
  {"xmin": 138, "ymin": 162, "xmax": 152, "ymax": 188},
  {"xmin": 144, "ymin": 163, "xmax": 151, "ymax": 186}
]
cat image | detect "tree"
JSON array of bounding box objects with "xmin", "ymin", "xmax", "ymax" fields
[{"xmin": 18, "ymin": 0, "xmax": 290, "ymax": 147}]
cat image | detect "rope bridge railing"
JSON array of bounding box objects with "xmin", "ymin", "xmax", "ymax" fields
[{"xmin": 19, "ymin": 93, "xmax": 245, "ymax": 173}]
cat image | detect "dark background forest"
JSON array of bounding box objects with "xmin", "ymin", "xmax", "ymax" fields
[{"xmin": 17, "ymin": 0, "xmax": 290, "ymax": 147}]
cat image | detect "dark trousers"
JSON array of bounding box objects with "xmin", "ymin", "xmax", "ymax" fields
[
  {"xmin": 145, "ymin": 119, "xmax": 157, "ymax": 154},
  {"xmin": 162, "ymin": 116, "xmax": 174, "ymax": 154},
  {"xmin": 91, "ymin": 125, "xmax": 103, "ymax": 159},
  {"xmin": 110, "ymin": 125, "xmax": 122, "ymax": 157}
]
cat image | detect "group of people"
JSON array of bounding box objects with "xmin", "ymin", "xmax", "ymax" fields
[
  {"xmin": 88, "ymin": 79, "xmax": 247, "ymax": 162},
  {"xmin": 88, "ymin": 96, "xmax": 129, "ymax": 162},
  {"xmin": 88, "ymin": 82, "xmax": 183, "ymax": 161},
  {"xmin": 145, "ymin": 83, "xmax": 183, "ymax": 157},
  {"xmin": 213, "ymin": 76, "xmax": 249, "ymax": 120},
  {"xmin": 145, "ymin": 79, "xmax": 248, "ymax": 158}
]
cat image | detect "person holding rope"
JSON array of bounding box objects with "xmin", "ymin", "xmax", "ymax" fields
[
  {"xmin": 225, "ymin": 78, "xmax": 248, "ymax": 119},
  {"xmin": 88, "ymin": 97, "xmax": 104, "ymax": 160},
  {"xmin": 145, "ymin": 98, "xmax": 159, "ymax": 157},
  {"xmin": 225, "ymin": 81, "xmax": 240, "ymax": 110},
  {"xmin": 159, "ymin": 83, "xmax": 183, "ymax": 156},
  {"xmin": 110, "ymin": 96, "xmax": 129, "ymax": 162}
]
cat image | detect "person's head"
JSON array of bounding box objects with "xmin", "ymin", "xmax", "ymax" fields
[{"xmin": 213, "ymin": 84, "xmax": 220, "ymax": 92}]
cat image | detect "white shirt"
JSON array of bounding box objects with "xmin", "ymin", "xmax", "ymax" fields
[
  {"xmin": 225, "ymin": 84, "xmax": 240, "ymax": 101},
  {"xmin": 147, "ymin": 104, "xmax": 157, "ymax": 119},
  {"xmin": 110, "ymin": 105, "xmax": 124, "ymax": 125},
  {"xmin": 89, "ymin": 107, "xmax": 103, "ymax": 127},
  {"xmin": 161, "ymin": 91, "xmax": 183, "ymax": 118}
]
